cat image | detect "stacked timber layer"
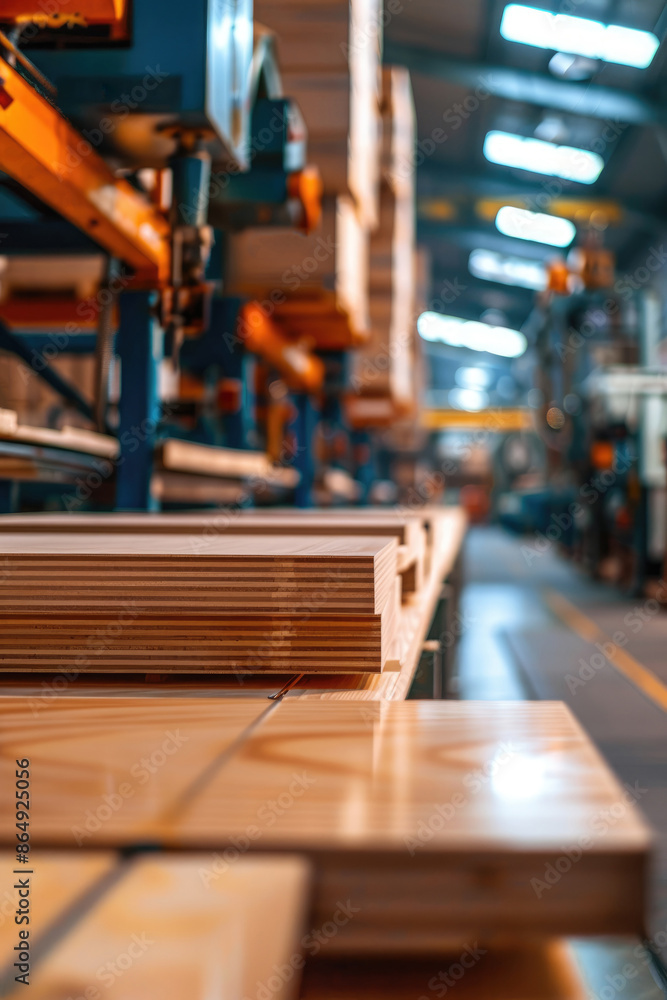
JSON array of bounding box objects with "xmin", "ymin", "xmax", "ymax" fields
[
  {"xmin": 0, "ymin": 533, "xmax": 398, "ymax": 674},
  {"xmin": 254, "ymin": 0, "xmax": 383, "ymax": 227},
  {"xmin": 225, "ymin": 195, "xmax": 369, "ymax": 349},
  {"xmin": 352, "ymin": 66, "xmax": 417, "ymax": 413},
  {"xmin": 0, "ymin": 509, "xmax": 427, "ymax": 596}
]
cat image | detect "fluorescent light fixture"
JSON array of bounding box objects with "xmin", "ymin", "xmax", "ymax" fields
[
  {"xmin": 469, "ymin": 248, "xmax": 547, "ymax": 290},
  {"xmin": 417, "ymin": 312, "xmax": 527, "ymax": 358},
  {"xmin": 483, "ymin": 130, "xmax": 604, "ymax": 184},
  {"xmin": 456, "ymin": 366, "xmax": 493, "ymax": 389},
  {"xmin": 449, "ymin": 388, "xmax": 489, "ymax": 412},
  {"xmin": 495, "ymin": 205, "xmax": 576, "ymax": 247},
  {"xmin": 500, "ymin": 4, "xmax": 659, "ymax": 69}
]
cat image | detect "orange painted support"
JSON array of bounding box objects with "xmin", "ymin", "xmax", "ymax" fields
[
  {"xmin": 0, "ymin": 55, "xmax": 170, "ymax": 285},
  {"xmin": 3, "ymin": 0, "xmax": 126, "ymax": 25},
  {"xmin": 239, "ymin": 303, "xmax": 324, "ymax": 394},
  {"xmin": 0, "ymin": 297, "xmax": 112, "ymax": 330}
]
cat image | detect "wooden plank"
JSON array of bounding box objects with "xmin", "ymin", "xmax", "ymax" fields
[
  {"xmin": 0, "ymin": 411, "xmax": 118, "ymax": 459},
  {"xmin": 0, "ymin": 854, "xmax": 310, "ymax": 1000},
  {"xmin": 225, "ymin": 197, "xmax": 370, "ymax": 347},
  {"xmin": 157, "ymin": 439, "xmax": 300, "ymax": 487},
  {"xmin": 0, "ymin": 697, "xmax": 271, "ymax": 846},
  {"xmin": 0, "ymin": 851, "xmax": 117, "ymax": 965},
  {"xmin": 159, "ymin": 700, "xmax": 650, "ymax": 948}
]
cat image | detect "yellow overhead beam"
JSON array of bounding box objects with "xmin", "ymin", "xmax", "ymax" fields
[
  {"xmin": 422, "ymin": 408, "xmax": 533, "ymax": 431},
  {"xmin": 475, "ymin": 198, "xmax": 623, "ymax": 226}
]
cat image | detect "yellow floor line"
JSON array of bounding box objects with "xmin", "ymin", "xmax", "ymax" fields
[{"xmin": 544, "ymin": 587, "xmax": 667, "ymax": 714}]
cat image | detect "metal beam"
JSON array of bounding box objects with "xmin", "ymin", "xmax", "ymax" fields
[
  {"xmin": 384, "ymin": 41, "xmax": 667, "ymax": 126},
  {"xmin": 0, "ymin": 53, "xmax": 170, "ymax": 283}
]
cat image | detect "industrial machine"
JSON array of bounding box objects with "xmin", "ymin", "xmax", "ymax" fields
[{"xmin": 0, "ymin": 2, "xmax": 330, "ymax": 511}]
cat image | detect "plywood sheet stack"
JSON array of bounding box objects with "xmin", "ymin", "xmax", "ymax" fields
[
  {"xmin": 349, "ymin": 67, "xmax": 418, "ymax": 426},
  {"xmin": 0, "ymin": 532, "xmax": 399, "ymax": 674},
  {"xmin": 254, "ymin": 0, "xmax": 382, "ymax": 229},
  {"xmin": 224, "ymin": 195, "xmax": 369, "ymax": 349},
  {"xmin": 0, "ymin": 508, "xmax": 427, "ymax": 601}
]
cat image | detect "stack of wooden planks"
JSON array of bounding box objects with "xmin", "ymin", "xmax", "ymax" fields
[
  {"xmin": 351, "ymin": 66, "xmax": 418, "ymax": 416},
  {"xmin": 0, "ymin": 532, "xmax": 399, "ymax": 674},
  {"xmin": 225, "ymin": 194, "xmax": 370, "ymax": 349},
  {"xmin": 0, "ymin": 507, "xmax": 428, "ymax": 597},
  {"xmin": 254, "ymin": 0, "xmax": 383, "ymax": 228}
]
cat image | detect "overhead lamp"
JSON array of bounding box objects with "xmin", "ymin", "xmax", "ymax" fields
[
  {"xmin": 500, "ymin": 4, "xmax": 659, "ymax": 69},
  {"xmin": 417, "ymin": 312, "xmax": 527, "ymax": 358},
  {"xmin": 483, "ymin": 130, "xmax": 604, "ymax": 184},
  {"xmin": 455, "ymin": 366, "xmax": 494, "ymax": 389},
  {"xmin": 449, "ymin": 388, "xmax": 489, "ymax": 412},
  {"xmin": 495, "ymin": 205, "xmax": 576, "ymax": 247},
  {"xmin": 469, "ymin": 248, "xmax": 548, "ymax": 289}
]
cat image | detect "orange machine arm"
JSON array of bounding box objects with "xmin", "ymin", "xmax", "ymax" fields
[
  {"xmin": 239, "ymin": 303, "xmax": 324, "ymax": 395},
  {"xmin": 2, "ymin": 0, "xmax": 126, "ymax": 26},
  {"xmin": 0, "ymin": 52, "xmax": 170, "ymax": 285}
]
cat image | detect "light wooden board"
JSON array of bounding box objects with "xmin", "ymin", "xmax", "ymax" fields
[
  {"xmin": 0, "ymin": 411, "xmax": 118, "ymax": 459},
  {"xmin": 157, "ymin": 438, "xmax": 300, "ymax": 487},
  {"xmin": 0, "ymin": 697, "xmax": 271, "ymax": 846},
  {"xmin": 0, "ymin": 851, "xmax": 117, "ymax": 965},
  {"xmin": 1, "ymin": 854, "xmax": 310, "ymax": 1000},
  {"xmin": 0, "ymin": 510, "xmax": 425, "ymax": 597},
  {"xmin": 225, "ymin": 196, "xmax": 370, "ymax": 344},
  {"xmin": 157, "ymin": 700, "xmax": 650, "ymax": 948},
  {"xmin": 254, "ymin": 0, "xmax": 382, "ymax": 226},
  {"xmin": 0, "ymin": 698, "xmax": 649, "ymax": 946}
]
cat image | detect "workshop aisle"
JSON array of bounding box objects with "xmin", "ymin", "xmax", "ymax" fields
[{"xmin": 458, "ymin": 527, "xmax": 667, "ymax": 957}]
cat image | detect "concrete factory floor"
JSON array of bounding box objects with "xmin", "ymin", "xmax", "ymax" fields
[{"xmin": 458, "ymin": 527, "xmax": 667, "ymax": 956}]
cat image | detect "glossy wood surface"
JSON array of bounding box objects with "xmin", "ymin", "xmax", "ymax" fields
[
  {"xmin": 0, "ymin": 695, "xmax": 643, "ymax": 942},
  {"xmin": 1, "ymin": 854, "xmax": 310, "ymax": 1000},
  {"xmin": 160, "ymin": 700, "xmax": 649, "ymax": 946},
  {"xmin": 0, "ymin": 697, "xmax": 270, "ymax": 845}
]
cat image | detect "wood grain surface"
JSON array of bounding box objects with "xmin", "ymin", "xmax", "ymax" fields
[{"xmin": 1, "ymin": 854, "xmax": 310, "ymax": 1000}]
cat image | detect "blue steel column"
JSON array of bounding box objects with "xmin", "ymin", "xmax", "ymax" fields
[
  {"xmin": 115, "ymin": 291, "xmax": 162, "ymax": 511},
  {"xmin": 291, "ymin": 393, "xmax": 316, "ymax": 508}
]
